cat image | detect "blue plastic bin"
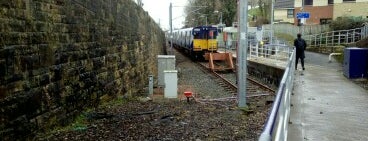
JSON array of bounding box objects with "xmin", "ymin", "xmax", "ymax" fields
[{"xmin": 343, "ymin": 47, "xmax": 368, "ymax": 78}]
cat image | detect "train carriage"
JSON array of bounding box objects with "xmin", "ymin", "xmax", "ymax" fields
[{"xmin": 170, "ymin": 25, "xmax": 218, "ymax": 60}]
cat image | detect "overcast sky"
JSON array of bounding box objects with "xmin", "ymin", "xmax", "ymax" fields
[{"xmin": 142, "ymin": 0, "xmax": 187, "ymax": 31}]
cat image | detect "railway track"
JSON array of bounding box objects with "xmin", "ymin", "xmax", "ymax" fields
[
  {"xmin": 197, "ymin": 62, "xmax": 275, "ymax": 97},
  {"xmin": 172, "ymin": 46, "xmax": 275, "ymax": 99}
]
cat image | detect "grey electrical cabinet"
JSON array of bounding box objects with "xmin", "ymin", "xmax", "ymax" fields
[{"xmin": 157, "ymin": 55, "xmax": 176, "ymax": 86}]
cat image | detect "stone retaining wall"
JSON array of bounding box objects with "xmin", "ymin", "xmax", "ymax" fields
[{"xmin": 0, "ymin": 0, "xmax": 165, "ymax": 139}]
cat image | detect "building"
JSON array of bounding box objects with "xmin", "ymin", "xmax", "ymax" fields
[
  {"xmin": 274, "ymin": 0, "xmax": 368, "ymax": 25},
  {"xmin": 332, "ymin": 0, "xmax": 368, "ymax": 19},
  {"xmin": 274, "ymin": 0, "xmax": 295, "ymax": 24}
]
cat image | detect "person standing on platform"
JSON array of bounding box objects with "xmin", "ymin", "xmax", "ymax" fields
[{"xmin": 294, "ymin": 33, "xmax": 307, "ymax": 70}]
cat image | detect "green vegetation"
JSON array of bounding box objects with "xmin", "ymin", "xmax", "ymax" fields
[
  {"xmin": 183, "ymin": 0, "xmax": 271, "ymax": 27},
  {"xmin": 40, "ymin": 113, "xmax": 89, "ymax": 139},
  {"xmin": 70, "ymin": 114, "xmax": 88, "ymax": 131},
  {"xmin": 183, "ymin": 0, "xmax": 237, "ymax": 27},
  {"xmin": 41, "ymin": 96, "xmax": 138, "ymax": 137},
  {"xmin": 248, "ymin": 8, "xmax": 261, "ymax": 17},
  {"xmin": 99, "ymin": 95, "xmax": 138, "ymax": 108},
  {"xmin": 330, "ymin": 16, "xmax": 368, "ymax": 31},
  {"xmin": 275, "ymin": 33, "xmax": 295, "ymax": 45},
  {"xmin": 334, "ymin": 50, "xmax": 345, "ymax": 63}
]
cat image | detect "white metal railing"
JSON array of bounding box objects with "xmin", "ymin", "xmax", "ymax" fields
[
  {"xmin": 256, "ymin": 24, "xmax": 367, "ymax": 141},
  {"xmin": 258, "ymin": 46, "xmax": 296, "ymax": 141},
  {"xmin": 305, "ymin": 24, "xmax": 368, "ymax": 48},
  {"xmin": 249, "ymin": 41, "xmax": 292, "ymax": 62},
  {"xmin": 362, "ymin": 22, "xmax": 368, "ymax": 38}
]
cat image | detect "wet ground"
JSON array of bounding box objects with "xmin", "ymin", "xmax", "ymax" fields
[
  {"xmin": 289, "ymin": 51, "xmax": 368, "ymax": 141},
  {"xmin": 352, "ymin": 78, "xmax": 368, "ymax": 90},
  {"xmin": 305, "ymin": 51, "xmax": 368, "ymax": 91}
]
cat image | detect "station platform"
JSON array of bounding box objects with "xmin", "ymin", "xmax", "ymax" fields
[
  {"xmin": 217, "ymin": 48, "xmax": 288, "ymax": 69},
  {"xmin": 289, "ymin": 51, "xmax": 368, "ymax": 141},
  {"xmin": 218, "ymin": 48, "xmax": 368, "ymax": 140}
]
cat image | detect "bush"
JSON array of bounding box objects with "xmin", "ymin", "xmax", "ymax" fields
[
  {"xmin": 255, "ymin": 17, "xmax": 269, "ymax": 27},
  {"xmin": 330, "ymin": 16, "xmax": 367, "ymax": 30}
]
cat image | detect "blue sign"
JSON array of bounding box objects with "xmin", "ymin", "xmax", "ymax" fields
[{"xmin": 296, "ymin": 12, "xmax": 310, "ymax": 19}]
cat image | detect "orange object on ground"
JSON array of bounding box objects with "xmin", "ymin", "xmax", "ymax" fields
[{"xmin": 184, "ymin": 91, "xmax": 193, "ymax": 97}]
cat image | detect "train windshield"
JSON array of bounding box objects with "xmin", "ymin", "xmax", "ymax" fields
[
  {"xmin": 192, "ymin": 27, "xmax": 218, "ymax": 39},
  {"xmin": 207, "ymin": 28, "xmax": 218, "ymax": 39}
]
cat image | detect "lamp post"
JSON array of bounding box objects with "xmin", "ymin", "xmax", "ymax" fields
[
  {"xmin": 214, "ymin": 10, "xmax": 223, "ymax": 25},
  {"xmin": 238, "ymin": 0, "xmax": 248, "ymax": 108},
  {"xmin": 200, "ymin": 15, "xmax": 207, "ymax": 26},
  {"xmin": 169, "ymin": 3, "xmax": 173, "ymax": 54},
  {"xmin": 214, "ymin": 10, "xmax": 224, "ymax": 49},
  {"xmin": 270, "ymin": 0, "xmax": 274, "ymax": 44}
]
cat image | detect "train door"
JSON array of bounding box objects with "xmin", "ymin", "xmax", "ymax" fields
[{"xmin": 207, "ymin": 27, "xmax": 218, "ymax": 52}]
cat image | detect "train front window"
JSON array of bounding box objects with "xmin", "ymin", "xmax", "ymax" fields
[
  {"xmin": 193, "ymin": 28, "xmax": 204, "ymax": 39},
  {"xmin": 193, "ymin": 33, "xmax": 201, "ymax": 39},
  {"xmin": 193, "ymin": 27, "xmax": 218, "ymax": 39},
  {"xmin": 208, "ymin": 31, "xmax": 214, "ymax": 39},
  {"xmin": 193, "ymin": 32, "xmax": 204, "ymax": 39},
  {"xmin": 208, "ymin": 29, "xmax": 218, "ymax": 39}
]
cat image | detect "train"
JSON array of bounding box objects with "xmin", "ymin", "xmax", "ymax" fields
[{"xmin": 169, "ymin": 25, "xmax": 219, "ymax": 60}]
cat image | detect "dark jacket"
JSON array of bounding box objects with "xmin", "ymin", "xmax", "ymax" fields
[{"xmin": 294, "ymin": 38, "xmax": 307, "ymax": 58}]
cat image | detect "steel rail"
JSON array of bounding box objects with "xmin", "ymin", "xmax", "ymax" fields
[{"xmin": 197, "ymin": 62, "xmax": 274, "ymax": 97}]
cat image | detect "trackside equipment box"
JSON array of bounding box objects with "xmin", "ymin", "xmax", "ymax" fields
[
  {"xmin": 157, "ymin": 55, "xmax": 176, "ymax": 86},
  {"xmin": 343, "ymin": 47, "xmax": 368, "ymax": 78}
]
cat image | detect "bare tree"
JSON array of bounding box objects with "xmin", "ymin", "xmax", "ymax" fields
[
  {"xmin": 184, "ymin": 0, "xmax": 236, "ymax": 27},
  {"xmin": 184, "ymin": 0, "xmax": 269, "ymax": 27},
  {"xmin": 249, "ymin": 0, "xmax": 258, "ymax": 9},
  {"xmin": 256, "ymin": 0, "xmax": 270, "ymax": 25}
]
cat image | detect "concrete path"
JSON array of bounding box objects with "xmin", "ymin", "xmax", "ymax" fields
[{"xmin": 288, "ymin": 51, "xmax": 368, "ymax": 141}]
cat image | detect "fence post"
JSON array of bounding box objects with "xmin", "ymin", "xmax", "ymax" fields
[
  {"xmin": 325, "ymin": 33, "xmax": 328, "ymax": 47},
  {"xmin": 314, "ymin": 35, "xmax": 317, "ymax": 47},
  {"xmin": 352, "ymin": 29, "xmax": 355, "ymax": 43},
  {"xmin": 332, "ymin": 31, "xmax": 334, "ymax": 47},
  {"xmin": 256, "ymin": 42, "xmax": 259, "ymax": 57},
  {"xmin": 361, "ymin": 26, "xmax": 364, "ymax": 39},
  {"xmin": 364, "ymin": 26, "xmax": 366, "ymax": 38},
  {"xmin": 364, "ymin": 26, "xmax": 366, "ymax": 39},
  {"xmin": 346, "ymin": 30, "xmax": 348, "ymax": 44},
  {"xmin": 275, "ymin": 45, "xmax": 279, "ymax": 61},
  {"xmin": 318, "ymin": 33, "xmax": 323, "ymax": 52},
  {"xmin": 338, "ymin": 31, "xmax": 341, "ymax": 45}
]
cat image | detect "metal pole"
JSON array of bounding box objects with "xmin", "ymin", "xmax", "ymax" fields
[
  {"xmin": 270, "ymin": 0, "xmax": 275, "ymax": 44},
  {"xmin": 149, "ymin": 75, "xmax": 153, "ymax": 96},
  {"xmin": 169, "ymin": 3, "xmax": 173, "ymax": 55},
  {"xmin": 301, "ymin": 0, "xmax": 304, "ymax": 35},
  {"xmin": 238, "ymin": 0, "xmax": 248, "ymax": 108},
  {"xmin": 220, "ymin": 12, "xmax": 223, "ymax": 25},
  {"xmin": 205, "ymin": 16, "xmax": 207, "ymax": 26}
]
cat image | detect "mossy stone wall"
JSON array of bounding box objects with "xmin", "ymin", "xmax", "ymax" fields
[{"xmin": 0, "ymin": 0, "xmax": 165, "ymax": 139}]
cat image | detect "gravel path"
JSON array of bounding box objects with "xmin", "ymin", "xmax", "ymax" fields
[{"xmin": 176, "ymin": 52, "xmax": 235, "ymax": 99}]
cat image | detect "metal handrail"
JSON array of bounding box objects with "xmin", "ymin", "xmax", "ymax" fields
[
  {"xmin": 305, "ymin": 25, "xmax": 368, "ymax": 48},
  {"xmin": 249, "ymin": 43, "xmax": 292, "ymax": 62},
  {"xmin": 259, "ymin": 47, "xmax": 295, "ymax": 141},
  {"xmin": 257, "ymin": 24, "xmax": 368, "ymax": 141}
]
